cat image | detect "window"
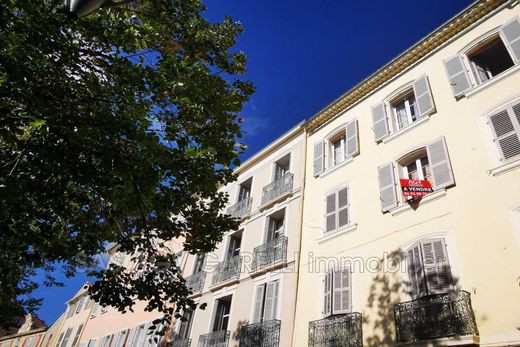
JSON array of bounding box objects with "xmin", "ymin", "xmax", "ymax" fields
[
  {"xmin": 193, "ymin": 253, "xmax": 206, "ymax": 274},
  {"xmin": 127, "ymin": 323, "xmax": 148, "ymax": 347},
  {"xmin": 75, "ymin": 296, "xmax": 85, "ymax": 314},
  {"xmin": 212, "ymin": 296, "xmax": 232, "ymax": 332},
  {"xmin": 444, "ymin": 17, "xmax": 520, "ymax": 97},
  {"xmin": 323, "ymin": 268, "xmax": 351, "ymax": 317},
  {"xmin": 405, "ymin": 237, "xmax": 453, "ymax": 298},
  {"xmin": 238, "ymin": 178, "xmax": 252, "ymax": 202},
  {"xmin": 273, "ymin": 154, "xmax": 290, "ymax": 181},
  {"xmin": 177, "ymin": 310, "xmax": 194, "ymax": 340},
  {"xmin": 113, "ymin": 330, "xmax": 128, "ymax": 347},
  {"xmin": 226, "ymin": 231, "xmax": 242, "ymax": 259},
  {"xmin": 488, "ymin": 100, "xmax": 520, "ymax": 164},
  {"xmin": 324, "ymin": 186, "xmax": 349, "ymax": 234},
  {"xmin": 252, "ymin": 280, "xmax": 280, "ymax": 323},
  {"xmin": 86, "ymin": 339, "xmax": 97, "ymax": 347},
  {"xmin": 372, "ymin": 75, "xmax": 435, "ymax": 142},
  {"xmin": 378, "ymin": 137, "xmax": 454, "ymax": 212},
  {"xmin": 266, "ymin": 209, "xmax": 284, "ymax": 242},
  {"xmin": 60, "ymin": 328, "xmax": 73, "ymax": 347},
  {"xmin": 71, "ymin": 324, "xmax": 84, "ymax": 347},
  {"xmin": 100, "ymin": 334, "xmax": 114, "ymax": 347},
  {"xmin": 313, "ymin": 119, "xmax": 359, "ymax": 176}
]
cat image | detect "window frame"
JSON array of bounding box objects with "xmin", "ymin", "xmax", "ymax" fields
[
  {"xmin": 251, "ymin": 279, "xmax": 281, "ymax": 323},
  {"xmin": 323, "ymin": 185, "xmax": 350, "ymax": 235},
  {"xmin": 322, "ymin": 266, "xmax": 352, "ymax": 318}
]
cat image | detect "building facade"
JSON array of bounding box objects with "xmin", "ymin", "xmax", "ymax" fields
[
  {"xmin": 293, "ymin": 0, "xmax": 520, "ymax": 346},
  {"xmin": 0, "ymin": 314, "xmax": 47, "ymax": 347}
]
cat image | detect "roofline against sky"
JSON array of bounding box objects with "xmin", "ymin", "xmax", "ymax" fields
[{"xmin": 303, "ymin": 0, "xmax": 511, "ymax": 132}]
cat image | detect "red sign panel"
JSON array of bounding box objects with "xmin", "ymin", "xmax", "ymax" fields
[{"xmin": 400, "ymin": 179, "xmax": 433, "ymax": 197}]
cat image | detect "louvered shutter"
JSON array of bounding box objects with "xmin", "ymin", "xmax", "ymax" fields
[
  {"xmin": 325, "ymin": 193, "xmax": 336, "ymax": 233},
  {"xmin": 332, "ymin": 268, "xmax": 351, "ymax": 314},
  {"xmin": 372, "ymin": 102, "xmax": 389, "ymax": 141},
  {"xmin": 263, "ymin": 281, "xmax": 279, "ymax": 321},
  {"xmin": 346, "ymin": 119, "xmax": 359, "ymax": 157},
  {"xmin": 420, "ymin": 238, "xmax": 452, "ymax": 294},
  {"xmin": 313, "ymin": 141, "xmax": 324, "ymax": 176},
  {"xmin": 126, "ymin": 327, "xmax": 136, "ymax": 347},
  {"xmin": 489, "ymin": 104, "xmax": 520, "ymax": 161},
  {"xmin": 500, "ymin": 17, "xmax": 520, "ymax": 63},
  {"xmin": 252, "ymin": 284, "xmax": 265, "ymax": 323},
  {"xmin": 413, "ymin": 75, "xmax": 435, "ymax": 117},
  {"xmin": 407, "ymin": 244, "xmax": 427, "ymax": 298},
  {"xmin": 90, "ymin": 303, "xmax": 99, "ymax": 317},
  {"xmin": 337, "ymin": 187, "xmax": 349, "ymax": 228},
  {"xmin": 140, "ymin": 322, "xmax": 152, "ymax": 346},
  {"xmin": 323, "ymin": 271, "xmax": 332, "ymax": 317},
  {"xmin": 378, "ymin": 163, "xmax": 397, "ymax": 212},
  {"xmin": 443, "ymin": 55, "xmax": 472, "ymax": 97},
  {"xmin": 426, "ymin": 137, "xmax": 455, "ymax": 190}
]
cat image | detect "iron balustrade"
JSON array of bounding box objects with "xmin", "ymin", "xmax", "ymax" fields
[
  {"xmin": 185, "ymin": 271, "xmax": 206, "ymax": 294},
  {"xmin": 211, "ymin": 256, "xmax": 242, "ymax": 286},
  {"xmin": 169, "ymin": 338, "xmax": 192, "ymax": 347},
  {"xmin": 251, "ymin": 237, "xmax": 288, "ymax": 272},
  {"xmin": 308, "ymin": 312, "xmax": 362, "ymax": 347},
  {"xmin": 394, "ymin": 291, "xmax": 478, "ymax": 344},
  {"xmin": 227, "ymin": 198, "xmax": 253, "ymax": 219},
  {"xmin": 261, "ymin": 173, "xmax": 293, "ymax": 205},
  {"xmin": 198, "ymin": 330, "xmax": 230, "ymax": 347},
  {"xmin": 239, "ymin": 319, "xmax": 281, "ymax": 347}
]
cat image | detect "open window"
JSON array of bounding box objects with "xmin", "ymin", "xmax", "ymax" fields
[
  {"xmin": 237, "ymin": 178, "xmax": 252, "ymax": 202},
  {"xmin": 266, "ymin": 209, "xmax": 285, "ymax": 242},
  {"xmin": 252, "ymin": 280, "xmax": 280, "ymax": 323},
  {"xmin": 273, "ymin": 154, "xmax": 290, "ymax": 181},
  {"xmin": 193, "ymin": 253, "xmax": 206, "ymax": 274},
  {"xmin": 177, "ymin": 309, "xmax": 194, "ymax": 340},
  {"xmin": 226, "ymin": 230, "xmax": 242, "ymax": 259},
  {"xmin": 444, "ymin": 17, "xmax": 520, "ymax": 97},
  {"xmin": 323, "ymin": 268, "xmax": 351, "ymax": 317},
  {"xmin": 212, "ymin": 296, "xmax": 232, "ymax": 332}
]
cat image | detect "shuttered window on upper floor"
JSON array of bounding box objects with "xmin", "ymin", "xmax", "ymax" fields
[
  {"xmin": 323, "ymin": 268, "xmax": 352, "ymax": 317},
  {"xmin": 488, "ymin": 100, "xmax": 520, "ymax": 163}
]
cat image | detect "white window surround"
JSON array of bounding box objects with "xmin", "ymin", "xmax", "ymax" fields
[
  {"xmin": 318, "ymin": 156, "xmax": 353, "ymax": 178},
  {"xmin": 381, "ymin": 116, "xmax": 429, "ymax": 144},
  {"xmin": 263, "ymin": 208, "xmax": 287, "ymax": 243},
  {"xmin": 317, "ymin": 223, "xmax": 358, "ymax": 244}
]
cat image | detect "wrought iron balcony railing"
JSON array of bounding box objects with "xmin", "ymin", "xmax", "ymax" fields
[
  {"xmin": 394, "ymin": 291, "xmax": 479, "ymax": 344},
  {"xmin": 211, "ymin": 256, "xmax": 242, "ymax": 286},
  {"xmin": 198, "ymin": 330, "xmax": 230, "ymax": 347},
  {"xmin": 227, "ymin": 197, "xmax": 253, "ymax": 219},
  {"xmin": 169, "ymin": 337, "xmax": 191, "ymax": 347},
  {"xmin": 239, "ymin": 319, "xmax": 281, "ymax": 347},
  {"xmin": 308, "ymin": 312, "xmax": 362, "ymax": 347},
  {"xmin": 261, "ymin": 173, "xmax": 293, "ymax": 205},
  {"xmin": 185, "ymin": 271, "xmax": 206, "ymax": 294},
  {"xmin": 251, "ymin": 237, "xmax": 288, "ymax": 272}
]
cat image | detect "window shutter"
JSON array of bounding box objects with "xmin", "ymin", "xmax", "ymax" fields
[
  {"xmin": 378, "ymin": 163, "xmax": 397, "ymax": 212},
  {"xmin": 489, "ymin": 105, "xmax": 520, "ymax": 161},
  {"xmin": 346, "ymin": 119, "xmax": 359, "ymax": 157},
  {"xmin": 407, "ymin": 244, "xmax": 427, "ymax": 298},
  {"xmin": 420, "ymin": 238, "xmax": 452, "ymax": 294},
  {"xmin": 443, "ymin": 55, "xmax": 472, "ymax": 97},
  {"xmin": 90, "ymin": 303, "xmax": 99, "ymax": 317},
  {"xmin": 252, "ymin": 284, "xmax": 265, "ymax": 323},
  {"xmin": 337, "ymin": 187, "xmax": 349, "ymax": 228},
  {"xmin": 413, "ymin": 75, "xmax": 435, "ymax": 118},
  {"xmin": 332, "ymin": 268, "xmax": 351, "ymax": 314},
  {"xmin": 500, "ymin": 17, "xmax": 520, "ymax": 63},
  {"xmin": 426, "ymin": 136, "xmax": 455, "ymax": 190},
  {"xmin": 325, "ymin": 193, "xmax": 337, "ymax": 233},
  {"xmin": 371, "ymin": 102, "xmax": 389, "ymax": 141},
  {"xmin": 126, "ymin": 327, "xmax": 136, "ymax": 347},
  {"xmin": 263, "ymin": 281, "xmax": 279, "ymax": 321},
  {"xmin": 323, "ymin": 271, "xmax": 332, "ymax": 317},
  {"xmin": 313, "ymin": 141, "xmax": 324, "ymax": 176}
]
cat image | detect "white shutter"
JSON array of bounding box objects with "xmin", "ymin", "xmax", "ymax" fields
[
  {"xmin": 371, "ymin": 102, "xmax": 389, "ymax": 141},
  {"xmin": 500, "ymin": 17, "xmax": 520, "ymax": 63},
  {"xmin": 443, "ymin": 55, "xmax": 472, "ymax": 97},
  {"xmin": 325, "ymin": 193, "xmax": 336, "ymax": 233},
  {"xmin": 420, "ymin": 238, "xmax": 452, "ymax": 294},
  {"xmin": 252, "ymin": 284, "xmax": 265, "ymax": 323},
  {"xmin": 323, "ymin": 271, "xmax": 332, "ymax": 317},
  {"xmin": 413, "ymin": 75, "xmax": 435, "ymax": 117},
  {"xmin": 407, "ymin": 244, "xmax": 427, "ymax": 298},
  {"xmin": 346, "ymin": 119, "xmax": 359, "ymax": 157},
  {"xmin": 90, "ymin": 303, "xmax": 99, "ymax": 317},
  {"xmin": 313, "ymin": 141, "xmax": 324, "ymax": 176},
  {"xmin": 426, "ymin": 136, "xmax": 455, "ymax": 190},
  {"xmin": 489, "ymin": 105, "xmax": 520, "ymax": 161},
  {"xmin": 263, "ymin": 281, "xmax": 279, "ymax": 321},
  {"xmin": 378, "ymin": 163, "xmax": 397, "ymax": 212},
  {"xmin": 332, "ymin": 268, "xmax": 351, "ymax": 314},
  {"xmin": 126, "ymin": 327, "xmax": 136, "ymax": 347},
  {"xmin": 337, "ymin": 187, "xmax": 349, "ymax": 228}
]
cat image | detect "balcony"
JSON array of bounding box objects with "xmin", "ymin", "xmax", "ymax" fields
[
  {"xmin": 394, "ymin": 291, "xmax": 479, "ymax": 344},
  {"xmin": 227, "ymin": 198, "xmax": 253, "ymax": 220},
  {"xmin": 185, "ymin": 271, "xmax": 206, "ymax": 295},
  {"xmin": 169, "ymin": 338, "xmax": 191, "ymax": 347},
  {"xmin": 261, "ymin": 173, "xmax": 293, "ymax": 207},
  {"xmin": 211, "ymin": 256, "xmax": 242, "ymax": 289},
  {"xmin": 308, "ymin": 312, "xmax": 362, "ymax": 347},
  {"xmin": 239, "ymin": 319, "xmax": 281, "ymax": 347},
  {"xmin": 198, "ymin": 330, "xmax": 230, "ymax": 347},
  {"xmin": 251, "ymin": 237, "xmax": 288, "ymax": 274}
]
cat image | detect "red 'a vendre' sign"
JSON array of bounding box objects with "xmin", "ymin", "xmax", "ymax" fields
[{"xmin": 399, "ymin": 179, "xmax": 433, "ymax": 197}]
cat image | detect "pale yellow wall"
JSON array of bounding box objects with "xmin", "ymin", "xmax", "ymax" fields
[
  {"xmin": 40, "ymin": 313, "xmax": 65, "ymax": 347},
  {"xmin": 294, "ymin": 2, "xmax": 520, "ymax": 346}
]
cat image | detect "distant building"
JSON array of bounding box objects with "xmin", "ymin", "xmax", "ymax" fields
[{"xmin": 0, "ymin": 313, "xmax": 47, "ymax": 347}]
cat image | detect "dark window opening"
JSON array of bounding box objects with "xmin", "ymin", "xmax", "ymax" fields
[{"xmin": 468, "ymin": 36, "xmax": 514, "ymax": 84}]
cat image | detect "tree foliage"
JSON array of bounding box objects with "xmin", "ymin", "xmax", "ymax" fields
[{"xmin": 0, "ymin": 0, "xmax": 253, "ymax": 328}]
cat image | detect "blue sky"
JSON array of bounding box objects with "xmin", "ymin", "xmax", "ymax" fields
[{"xmin": 33, "ymin": 0, "xmax": 473, "ymax": 325}]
